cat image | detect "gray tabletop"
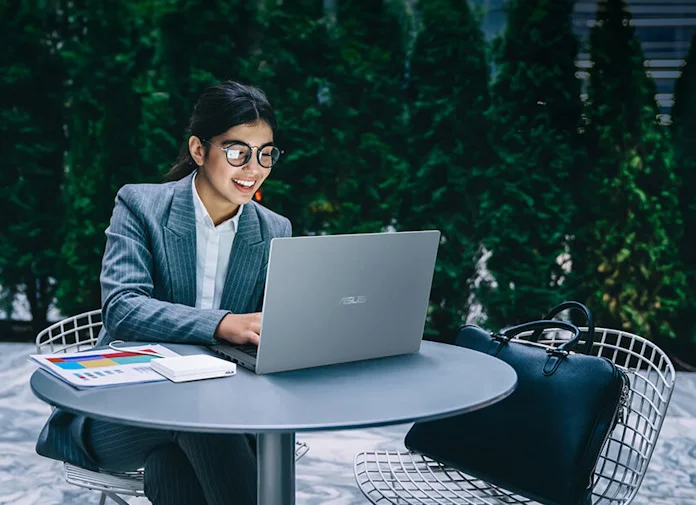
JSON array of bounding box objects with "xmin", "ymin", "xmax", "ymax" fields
[{"xmin": 30, "ymin": 341, "xmax": 517, "ymax": 433}]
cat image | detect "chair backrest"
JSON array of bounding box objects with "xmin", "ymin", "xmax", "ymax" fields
[
  {"xmin": 526, "ymin": 327, "xmax": 676, "ymax": 505},
  {"xmin": 35, "ymin": 309, "xmax": 103, "ymax": 355}
]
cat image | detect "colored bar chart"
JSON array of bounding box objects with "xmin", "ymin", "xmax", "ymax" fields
[{"xmin": 30, "ymin": 345, "xmax": 180, "ymax": 389}]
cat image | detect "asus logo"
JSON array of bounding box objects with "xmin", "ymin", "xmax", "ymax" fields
[{"xmin": 339, "ymin": 296, "xmax": 368, "ymax": 305}]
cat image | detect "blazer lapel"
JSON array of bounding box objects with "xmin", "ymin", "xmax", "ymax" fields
[
  {"xmin": 220, "ymin": 204, "xmax": 265, "ymax": 314},
  {"xmin": 164, "ymin": 174, "xmax": 197, "ymax": 307}
]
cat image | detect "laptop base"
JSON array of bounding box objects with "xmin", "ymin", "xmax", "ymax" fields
[{"xmin": 210, "ymin": 344, "xmax": 257, "ymax": 372}]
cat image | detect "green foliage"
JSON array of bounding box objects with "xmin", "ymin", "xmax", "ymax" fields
[
  {"xmin": 580, "ymin": 0, "xmax": 687, "ymax": 341},
  {"xmin": 243, "ymin": 0, "xmax": 335, "ymax": 236},
  {"xmin": 150, "ymin": 0, "xmax": 256, "ymax": 140},
  {"xmin": 665, "ymin": 32, "xmax": 696, "ymax": 342},
  {"xmin": 315, "ymin": 0, "xmax": 409, "ymax": 234},
  {"xmin": 56, "ymin": 0, "xmax": 161, "ymax": 315},
  {"xmin": 401, "ymin": 0, "xmax": 493, "ymax": 342},
  {"xmin": 1, "ymin": 0, "xmax": 695, "ymax": 354},
  {"xmin": 477, "ymin": 0, "xmax": 583, "ymax": 328},
  {"xmin": 0, "ymin": 0, "xmax": 64, "ymax": 331}
]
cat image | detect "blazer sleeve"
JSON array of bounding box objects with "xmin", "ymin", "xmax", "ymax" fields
[{"xmin": 100, "ymin": 187, "xmax": 228, "ymax": 345}]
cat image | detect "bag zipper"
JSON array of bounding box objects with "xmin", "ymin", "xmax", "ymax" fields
[
  {"xmin": 616, "ymin": 371, "xmax": 630, "ymax": 426},
  {"xmin": 588, "ymin": 368, "xmax": 630, "ymax": 490}
]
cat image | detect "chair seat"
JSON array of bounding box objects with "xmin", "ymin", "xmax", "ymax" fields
[
  {"xmin": 354, "ymin": 328, "xmax": 677, "ymax": 505},
  {"xmin": 64, "ymin": 440, "xmax": 311, "ymax": 496},
  {"xmin": 354, "ymin": 450, "xmax": 535, "ymax": 505},
  {"xmin": 64, "ymin": 463, "xmax": 145, "ymax": 497}
]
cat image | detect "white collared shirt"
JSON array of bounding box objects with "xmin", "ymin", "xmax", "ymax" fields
[{"xmin": 192, "ymin": 173, "xmax": 243, "ymax": 310}]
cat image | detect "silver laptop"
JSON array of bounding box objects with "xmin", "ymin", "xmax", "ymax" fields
[{"xmin": 210, "ymin": 230, "xmax": 440, "ymax": 374}]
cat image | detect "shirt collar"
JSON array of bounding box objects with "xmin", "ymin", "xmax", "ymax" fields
[{"xmin": 192, "ymin": 171, "xmax": 242, "ymax": 232}]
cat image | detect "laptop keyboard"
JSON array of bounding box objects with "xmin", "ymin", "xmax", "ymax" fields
[{"xmin": 237, "ymin": 345, "xmax": 258, "ymax": 358}]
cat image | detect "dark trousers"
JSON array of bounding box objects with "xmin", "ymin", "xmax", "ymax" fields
[{"xmin": 85, "ymin": 418, "xmax": 257, "ymax": 505}]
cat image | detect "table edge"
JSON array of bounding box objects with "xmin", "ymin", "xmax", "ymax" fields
[{"xmin": 30, "ymin": 367, "xmax": 517, "ymax": 433}]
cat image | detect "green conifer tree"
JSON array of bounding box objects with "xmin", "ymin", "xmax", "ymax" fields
[
  {"xmin": 477, "ymin": 0, "xmax": 583, "ymax": 328},
  {"xmin": 151, "ymin": 0, "xmax": 255, "ymax": 143},
  {"xmin": 243, "ymin": 0, "xmax": 336, "ymax": 235},
  {"xmin": 0, "ymin": 0, "xmax": 65, "ymax": 331},
  {"xmin": 401, "ymin": 0, "xmax": 493, "ymax": 341},
  {"xmin": 318, "ymin": 0, "xmax": 409, "ymax": 234},
  {"xmin": 663, "ymin": 33, "xmax": 696, "ymax": 343},
  {"xmin": 580, "ymin": 0, "xmax": 687, "ymax": 340},
  {"xmin": 56, "ymin": 1, "xmax": 159, "ymax": 314}
]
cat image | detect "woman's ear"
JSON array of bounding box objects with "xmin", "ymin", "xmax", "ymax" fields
[{"xmin": 188, "ymin": 136, "xmax": 205, "ymax": 167}]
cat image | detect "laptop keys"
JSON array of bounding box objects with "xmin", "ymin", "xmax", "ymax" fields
[{"xmin": 237, "ymin": 345, "xmax": 258, "ymax": 358}]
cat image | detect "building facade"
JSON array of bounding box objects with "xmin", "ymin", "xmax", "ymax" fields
[{"xmin": 473, "ymin": 0, "xmax": 696, "ymax": 123}]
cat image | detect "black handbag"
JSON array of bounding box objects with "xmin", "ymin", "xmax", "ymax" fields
[{"xmin": 405, "ymin": 302, "xmax": 630, "ymax": 505}]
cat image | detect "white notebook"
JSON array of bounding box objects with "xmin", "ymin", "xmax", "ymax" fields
[{"xmin": 150, "ymin": 355, "xmax": 236, "ymax": 383}]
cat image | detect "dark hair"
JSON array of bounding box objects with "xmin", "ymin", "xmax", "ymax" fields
[{"xmin": 163, "ymin": 81, "xmax": 277, "ymax": 182}]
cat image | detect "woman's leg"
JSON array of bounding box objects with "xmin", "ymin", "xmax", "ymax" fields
[
  {"xmin": 85, "ymin": 419, "xmax": 208, "ymax": 505},
  {"xmin": 175, "ymin": 431, "xmax": 257, "ymax": 505},
  {"xmin": 86, "ymin": 418, "xmax": 173, "ymax": 471},
  {"xmin": 86, "ymin": 419, "xmax": 257, "ymax": 505},
  {"xmin": 144, "ymin": 444, "xmax": 207, "ymax": 505}
]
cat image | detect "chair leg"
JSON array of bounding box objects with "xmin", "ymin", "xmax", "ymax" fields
[
  {"xmin": 98, "ymin": 492, "xmax": 107, "ymax": 505},
  {"xmin": 104, "ymin": 492, "xmax": 131, "ymax": 505}
]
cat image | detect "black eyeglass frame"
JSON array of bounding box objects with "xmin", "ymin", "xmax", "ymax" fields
[{"xmin": 202, "ymin": 138, "xmax": 283, "ymax": 169}]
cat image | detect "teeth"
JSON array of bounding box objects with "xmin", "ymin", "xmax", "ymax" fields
[{"xmin": 233, "ymin": 179, "xmax": 255, "ymax": 188}]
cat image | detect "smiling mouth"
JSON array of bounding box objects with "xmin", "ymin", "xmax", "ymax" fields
[{"xmin": 232, "ymin": 178, "xmax": 256, "ymax": 191}]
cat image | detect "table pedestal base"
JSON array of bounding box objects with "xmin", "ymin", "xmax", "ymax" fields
[{"xmin": 257, "ymin": 432, "xmax": 296, "ymax": 505}]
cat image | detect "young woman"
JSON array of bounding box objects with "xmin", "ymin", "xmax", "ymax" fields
[{"xmin": 36, "ymin": 81, "xmax": 290, "ymax": 505}]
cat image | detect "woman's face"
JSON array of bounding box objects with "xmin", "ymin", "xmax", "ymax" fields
[{"xmin": 190, "ymin": 121, "xmax": 274, "ymax": 223}]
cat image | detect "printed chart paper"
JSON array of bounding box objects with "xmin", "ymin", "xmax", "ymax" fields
[{"xmin": 30, "ymin": 345, "xmax": 180, "ymax": 389}]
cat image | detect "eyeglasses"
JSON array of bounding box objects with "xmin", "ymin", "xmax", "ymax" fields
[{"xmin": 202, "ymin": 139, "xmax": 282, "ymax": 169}]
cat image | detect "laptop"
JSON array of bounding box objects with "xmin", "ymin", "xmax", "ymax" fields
[{"xmin": 210, "ymin": 230, "xmax": 440, "ymax": 374}]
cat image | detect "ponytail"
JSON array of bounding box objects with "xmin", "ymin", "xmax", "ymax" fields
[{"xmin": 163, "ymin": 139, "xmax": 199, "ymax": 182}]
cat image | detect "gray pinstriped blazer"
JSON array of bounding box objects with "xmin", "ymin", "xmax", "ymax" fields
[
  {"xmin": 36, "ymin": 171, "xmax": 292, "ymax": 469},
  {"xmin": 97, "ymin": 170, "xmax": 291, "ymax": 347}
]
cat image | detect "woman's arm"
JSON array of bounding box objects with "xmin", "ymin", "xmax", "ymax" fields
[{"xmin": 100, "ymin": 186, "xmax": 228, "ymax": 345}]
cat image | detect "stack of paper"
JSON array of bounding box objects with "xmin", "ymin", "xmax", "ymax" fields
[{"xmin": 30, "ymin": 345, "xmax": 180, "ymax": 389}]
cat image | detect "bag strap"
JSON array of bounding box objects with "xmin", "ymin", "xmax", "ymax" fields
[
  {"xmin": 528, "ymin": 301, "xmax": 595, "ymax": 355},
  {"xmin": 499, "ymin": 320, "xmax": 582, "ymax": 354},
  {"xmin": 498, "ymin": 320, "xmax": 582, "ymax": 376}
]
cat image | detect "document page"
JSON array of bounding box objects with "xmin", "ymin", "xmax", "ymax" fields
[{"xmin": 30, "ymin": 345, "xmax": 180, "ymax": 389}]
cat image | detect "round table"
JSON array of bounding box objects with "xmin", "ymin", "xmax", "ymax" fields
[{"xmin": 31, "ymin": 341, "xmax": 517, "ymax": 505}]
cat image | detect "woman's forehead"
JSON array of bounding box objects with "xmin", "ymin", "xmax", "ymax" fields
[{"xmin": 214, "ymin": 122, "xmax": 273, "ymax": 144}]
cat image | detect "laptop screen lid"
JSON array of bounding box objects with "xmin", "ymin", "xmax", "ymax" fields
[{"xmin": 254, "ymin": 230, "xmax": 440, "ymax": 374}]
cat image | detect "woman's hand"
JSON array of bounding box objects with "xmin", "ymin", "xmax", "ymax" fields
[{"xmin": 214, "ymin": 313, "xmax": 261, "ymax": 346}]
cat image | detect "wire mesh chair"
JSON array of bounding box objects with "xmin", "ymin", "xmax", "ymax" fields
[
  {"xmin": 354, "ymin": 327, "xmax": 677, "ymax": 505},
  {"xmin": 36, "ymin": 309, "xmax": 310, "ymax": 505}
]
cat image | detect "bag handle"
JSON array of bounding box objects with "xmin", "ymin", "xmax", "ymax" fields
[
  {"xmin": 499, "ymin": 320, "xmax": 582, "ymax": 354},
  {"xmin": 528, "ymin": 301, "xmax": 594, "ymax": 354}
]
